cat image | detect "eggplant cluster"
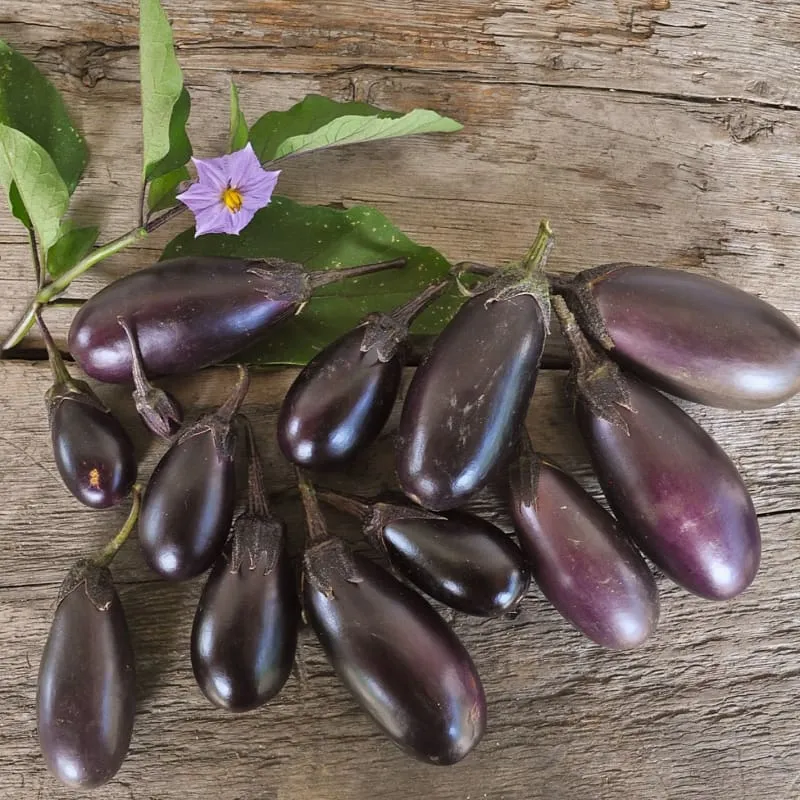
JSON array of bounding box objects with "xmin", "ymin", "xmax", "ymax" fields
[{"xmin": 30, "ymin": 238, "xmax": 800, "ymax": 788}]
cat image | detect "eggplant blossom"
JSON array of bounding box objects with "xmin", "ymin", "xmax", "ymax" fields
[{"xmin": 177, "ymin": 143, "xmax": 281, "ymax": 236}]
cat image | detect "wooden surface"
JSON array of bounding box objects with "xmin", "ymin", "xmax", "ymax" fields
[{"xmin": 1, "ymin": 1, "xmax": 799, "ymax": 798}]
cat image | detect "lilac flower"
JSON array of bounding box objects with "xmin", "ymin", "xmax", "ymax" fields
[{"xmin": 177, "ymin": 143, "xmax": 280, "ymax": 236}]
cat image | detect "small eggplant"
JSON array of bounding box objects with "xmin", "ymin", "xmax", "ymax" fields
[
  {"xmin": 139, "ymin": 366, "xmax": 250, "ymax": 580},
  {"xmin": 508, "ymin": 436, "xmax": 659, "ymax": 649},
  {"xmin": 396, "ymin": 221, "xmax": 553, "ymax": 511},
  {"xmin": 278, "ymin": 280, "xmax": 449, "ymax": 468},
  {"xmin": 37, "ymin": 490, "xmax": 140, "ymax": 788},
  {"xmin": 554, "ymin": 297, "xmax": 761, "ymax": 600},
  {"xmin": 558, "ymin": 264, "xmax": 800, "ymax": 409},
  {"xmin": 117, "ymin": 316, "xmax": 183, "ymax": 438},
  {"xmin": 318, "ymin": 489, "xmax": 529, "ymax": 616},
  {"xmin": 69, "ymin": 256, "xmax": 406, "ymax": 383},
  {"xmin": 299, "ymin": 474, "xmax": 486, "ymax": 765},
  {"xmin": 37, "ymin": 311, "xmax": 136, "ymax": 508},
  {"xmin": 191, "ymin": 417, "xmax": 299, "ymax": 711}
]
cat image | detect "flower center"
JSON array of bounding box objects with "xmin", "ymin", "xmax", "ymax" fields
[{"xmin": 221, "ymin": 186, "xmax": 243, "ymax": 213}]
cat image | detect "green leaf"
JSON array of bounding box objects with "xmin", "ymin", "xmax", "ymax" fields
[
  {"xmin": 0, "ymin": 123, "xmax": 68, "ymax": 256},
  {"xmin": 8, "ymin": 181, "xmax": 31, "ymax": 228},
  {"xmin": 147, "ymin": 88, "xmax": 192, "ymax": 183},
  {"xmin": 47, "ymin": 224, "xmax": 99, "ymax": 277},
  {"xmin": 229, "ymin": 82, "xmax": 248, "ymax": 152},
  {"xmin": 248, "ymin": 95, "xmax": 462, "ymax": 163},
  {"xmin": 0, "ymin": 40, "xmax": 88, "ymax": 193},
  {"xmin": 139, "ymin": 0, "xmax": 186, "ymax": 180},
  {"xmin": 161, "ymin": 195, "xmax": 463, "ymax": 365},
  {"xmin": 148, "ymin": 164, "xmax": 190, "ymax": 213}
]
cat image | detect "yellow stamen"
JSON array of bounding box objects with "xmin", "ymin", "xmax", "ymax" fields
[
  {"xmin": 88, "ymin": 468, "xmax": 101, "ymax": 489},
  {"xmin": 221, "ymin": 186, "xmax": 243, "ymax": 213}
]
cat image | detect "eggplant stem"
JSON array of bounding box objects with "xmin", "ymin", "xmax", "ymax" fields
[
  {"xmin": 521, "ymin": 220, "xmax": 555, "ymax": 275},
  {"xmin": 452, "ymin": 261, "xmax": 497, "ymax": 277},
  {"xmin": 390, "ymin": 279, "xmax": 450, "ymax": 327},
  {"xmin": 316, "ymin": 489, "xmax": 371, "ymax": 523},
  {"xmin": 307, "ymin": 257, "xmax": 407, "ymax": 289},
  {"xmin": 95, "ymin": 484, "xmax": 143, "ymax": 567},
  {"xmin": 117, "ymin": 317, "xmax": 153, "ymax": 393},
  {"xmin": 34, "ymin": 309, "xmax": 72, "ymax": 386},
  {"xmin": 296, "ymin": 470, "xmax": 329, "ymax": 546},
  {"xmin": 216, "ymin": 365, "xmax": 251, "ymax": 422},
  {"xmin": 552, "ymin": 295, "xmax": 599, "ymax": 373},
  {"xmin": 239, "ymin": 414, "xmax": 270, "ymax": 518}
]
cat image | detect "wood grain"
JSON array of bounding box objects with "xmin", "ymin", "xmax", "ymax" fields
[{"xmin": 0, "ymin": 1, "xmax": 799, "ymax": 797}]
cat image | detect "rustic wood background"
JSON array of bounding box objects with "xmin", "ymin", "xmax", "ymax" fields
[{"xmin": 1, "ymin": 1, "xmax": 799, "ymax": 798}]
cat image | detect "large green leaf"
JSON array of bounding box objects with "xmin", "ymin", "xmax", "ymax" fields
[
  {"xmin": 139, "ymin": 0, "xmax": 186, "ymax": 180},
  {"xmin": 161, "ymin": 196, "xmax": 464, "ymax": 365},
  {"xmin": 147, "ymin": 164, "xmax": 189, "ymax": 213},
  {"xmin": 0, "ymin": 40, "xmax": 88, "ymax": 194},
  {"xmin": 47, "ymin": 224, "xmax": 99, "ymax": 277},
  {"xmin": 0, "ymin": 124, "xmax": 68, "ymax": 256},
  {"xmin": 229, "ymin": 82, "xmax": 248, "ymax": 152},
  {"xmin": 146, "ymin": 87, "xmax": 192, "ymax": 184},
  {"xmin": 249, "ymin": 95, "xmax": 462, "ymax": 163}
]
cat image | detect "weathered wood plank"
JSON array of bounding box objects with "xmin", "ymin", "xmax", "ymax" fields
[
  {"xmin": 1, "ymin": 511, "xmax": 797, "ymax": 800},
  {"xmin": 0, "ymin": 360, "xmax": 796, "ymax": 592},
  {"xmin": 2, "ymin": 73, "xmax": 799, "ymax": 351}
]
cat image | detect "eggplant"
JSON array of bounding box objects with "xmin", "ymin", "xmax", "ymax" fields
[
  {"xmin": 299, "ymin": 474, "xmax": 486, "ymax": 765},
  {"xmin": 37, "ymin": 311, "xmax": 136, "ymax": 508},
  {"xmin": 139, "ymin": 366, "xmax": 250, "ymax": 580},
  {"xmin": 191, "ymin": 418, "xmax": 299, "ymax": 711},
  {"xmin": 318, "ymin": 489, "xmax": 529, "ymax": 616},
  {"xmin": 69, "ymin": 256, "xmax": 406, "ymax": 383},
  {"xmin": 554, "ymin": 297, "xmax": 761, "ymax": 600},
  {"xmin": 37, "ymin": 494, "xmax": 140, "ymax": 788},
  {"xmin": 396, "ymin": 222, "xmax": 553, "ymax": 511},
  {"xmin": 508, "ymin": 436, "xmax": 659, "ymax": 648},
  {"xmin": 559, "ymin": 264, "xmax": 800, "ymax": 409},
  {"xmin": 278, "ymin": 280, "xmax": 448, "ymax": 468}
]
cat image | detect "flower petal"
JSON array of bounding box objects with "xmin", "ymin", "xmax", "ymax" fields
[
  {"xmin": 225, "ymin": 143, "xmax": 262, "ymax": 190},
  {"xmin": 240, "ymin": 169, "xmax": 281, "ymax": 206},
  {"xmin": 193, "ymin": 204, "xmax": 234, "ymax": 237},
  {"xmin": 191, "ymin": 156, "xmax": 229, "ymax": 192},
  {"xmin": 177, "ymin": 182, "xmax": 224, "ymax": 208},
  {"xmin": 227, "ymin": 205, "xmax": 258, "ymax": 235}
]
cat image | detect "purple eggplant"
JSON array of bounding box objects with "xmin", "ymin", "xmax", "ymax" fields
[
  {"xmin": 299, "ymin": 474, "xmax": 486, "ymax": 765},
  {"xmin": 396, "ymin": 222, "xmax": 553, "ymax": 511},
  {"xmin": 554, "ymin": 297, "xmax": 761, "ymax": 600},
  {"xmin": 139, "ymin": 366, "xmax": 250, "ymax": 581},
  {"xmin": 559, "ymin": 264, "xmax": 800, "ymax": 409},
  {"xmin": 508, "ymin": 436, "xmax": 659, "ymax": 648},
  {"xmin": 278, "ymin": 280, "xmax": 448, "ymax": 468},
  {"xmin": 38, "ymin": 492, "xmax": 140, "ymax": 787},
  {"xmin": 69, "ymin": 256, "xmax": 406, "ymax": 383},
  {"xmin": 318, "ymin": 489, "xmax": 529, "ymax": 616},
  {"xmin": 37, "ymin": 311, "xmax": 136, "ymax": 508},
  {"xmin": 191, "ymin": 417, "xmax": 299, "ymax": 711}
]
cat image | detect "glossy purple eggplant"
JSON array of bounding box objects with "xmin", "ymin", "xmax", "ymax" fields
[
  {"xmin": 554, "ymin": 297, "xmax": 761, "ymax": 600},
  {"xmin": 318, "ymin": 489, "xmax": 529, "ymax": 616},
  {"xmin": 191, "ymin": 418, "xmax": 299, "ymax": 711},
  {"xmin": 37, "ymin": 492, "xmax": 141, "ymax": 789},
  {"xmin": 69, "ymin": 256, "xmax": 406, "ymax": 383},
  {"xmin": 560, "ymin": 264, "xmax": 800, "ymax": 409},
  {"xmin": 508, "ymin": 437, "xmax": 658, "ymax": 648},
  {"xmin": 139, "ymin": 367, "xmax": 250, "ymax": 580},
  {"xmin": 278, "ymin": 280, "xmax": 448, "ymax": 468},
  {"xmin": 300, "ymin": 475, "xmax": 486, "ymax": 765},
  {"xmin": 37, "ymin": 312, "xmax": 136, "ymax": 508},
  {"xmin": 396, "ymin": 222, "xmax": 553, "ymax": 511}
]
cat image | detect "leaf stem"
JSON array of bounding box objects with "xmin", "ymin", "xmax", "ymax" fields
[
  {"xmin": 29, "ymin": 230, "xmax": 44, "ymax": 290},
  {"xmin": 94, "ymin": 484, "xmax": 143, "ymax": 567}
]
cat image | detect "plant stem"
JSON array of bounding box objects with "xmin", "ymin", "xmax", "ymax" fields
[
  {"xmin": 552, "ymin": 295, "xmax": 597, "ymax": 373},
  {"xmin": 521, "ymin": 220, "xmax": 554, "ymax": 274},
  {"xmin": 95, "ymin": 484, "xmax": 143, "ymax": 567},
  {"xmin": 308, "ymin": 257, "xmax": 407, "ymax": 289},
  {"xmin": 297, "ymin": 470, "xmax": 329, "ymax": 546},
  {"xmin": 2, "ymin": 204, "xmax": 188, "ymax": 352},
  {"xmin": 239, "ymin": 414, "xmax": 270, "ymax": 518},
  {"xmin": 34, "ymin": 309, "xmax": 72, "ymax": 386},
  {"xmin": 316, "ymin": 489, "xmax": 371, "ymax": 523},
  {"xmin": 391, "ymin": 279, "xmax": 450, "ymax": 327},
  {"xmin": 29, "ymin": 230, "xmax": 44, "ymax": 290},
  {"xmin": 215, "ymin": 365, "xmax": 250, "ymax": 422}
]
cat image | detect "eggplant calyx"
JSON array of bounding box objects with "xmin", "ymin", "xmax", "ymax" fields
[
  {"xmin": 229, "ymin": 511, "xmax": 285, "ymax": 576},
  {"xmin": 247, "ymin": 260, "xmax": 310, "ymax": 304},
  {"xmin": 57, "ymin": 558, "xmax": 116, "ymax": 612},
  {"xmin": 303, "ymin": 538, "xmax": 363, "ymax": 596}
]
